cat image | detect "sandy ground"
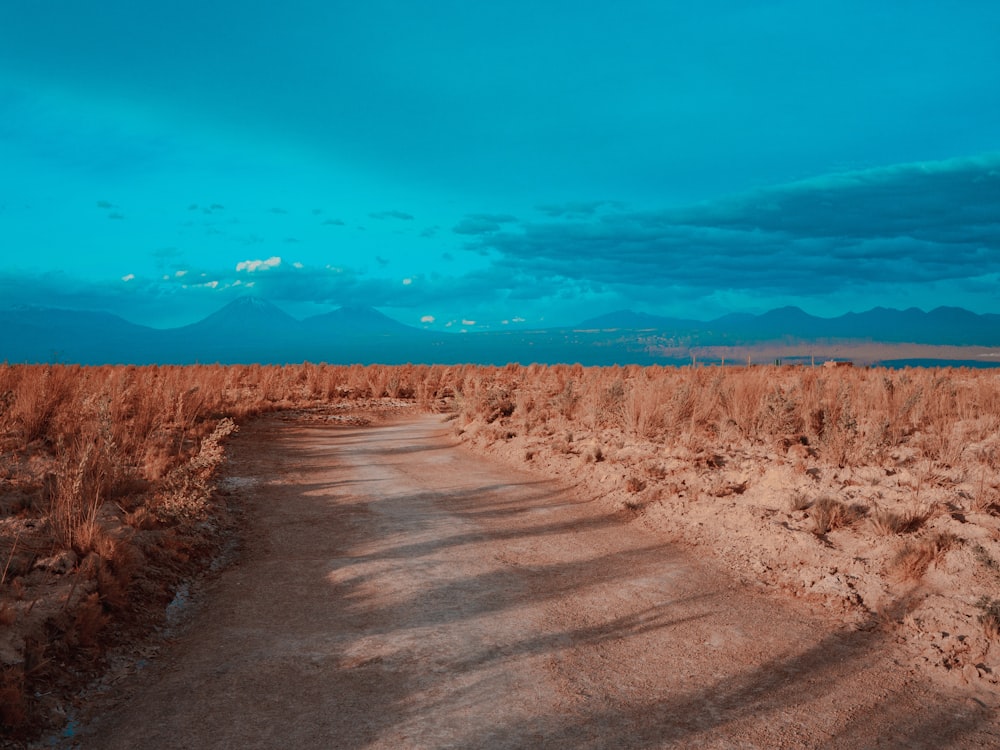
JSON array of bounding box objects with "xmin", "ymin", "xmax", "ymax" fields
[{"xmin": 72, "ymin": 412, "xmax": 997, "ymax": 748}]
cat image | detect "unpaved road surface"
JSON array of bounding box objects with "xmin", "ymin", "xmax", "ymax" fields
[{"xmin": 79, "ymin": 413, "xmax": 996, "ymax": 748}]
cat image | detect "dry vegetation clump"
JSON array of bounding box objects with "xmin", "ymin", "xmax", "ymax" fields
[
  {"xmin": 976, "ymin": 597, "xmax": 1000, "ymax": 641},
  {"xmin": 889, "ymin": 533, "xmax": 956, "ymax": 581},
  {"xmin": 869, "ymin": 502, "xmax": 935, "ymax": 536},
  {"xmin": 808, "ymin": 495, "xmax": 862, "ymax": 536}
]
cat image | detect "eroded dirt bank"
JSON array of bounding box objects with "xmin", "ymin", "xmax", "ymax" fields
[{"xmin": 76, "ymin": 413, "xmax": 996, "ymax": 748}]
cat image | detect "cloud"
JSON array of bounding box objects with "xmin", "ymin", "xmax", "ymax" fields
[
  {"xmin": 464, "ymin": 153, "xmax": 1000, "ymax": 306},
  {"xmin": 535, "ymin": 201, "xmax": 621, "ymax": 218},
  {"xmin": 421, "ymin": 315, "xmax": 435, "ymax": 323},
  {"xmin": 7, "ymin": 153, "xmax": 998, "ymax": 330},
  {"xmin": 402, "ymin": 278, "xmax": 413, "ymax": 285},
  {"xmin": 121, "ymin": 273, "xmax": 135, "ymax": 282},
  {"xmin": 235, "ymin": 256, "xmax": 282, "ymax": 272},
  {"xmin": 369, "ymin": 210, "xmax": 414, "ymax": 221},
  {"xmin": 452, "ymin": 213, "xmax": 518, "ymax": 235}
]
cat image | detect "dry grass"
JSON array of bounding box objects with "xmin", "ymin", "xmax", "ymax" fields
[
  {"xmin": 788, "ymin": 491, "xmax": 812, "ymax": 512},
  {"xmin": 449, "ymin": 365, "xmax": 1000, "ymax": 471},
  {"xmin": 890, "ymin": 533, "xmax": 956, "ymax": 580},
  {"xmin": 976, "ymin": 597, "xmax": 1000, "ymax": 640},
  {"xmin": 809, "ymin": 495, "xmax": 861, "ymax": 535},
  {"xmin": 869, "ymin": 502, "xmax": 936, "ymax": 536}
]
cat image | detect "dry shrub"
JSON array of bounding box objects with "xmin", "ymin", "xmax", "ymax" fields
[
  {"xmin": 890, "ymin": 533, "xmax": 955, "ymax": 580},
  {"xmin": 869, "ymin": 503, "xmax": 935, "ymax": 536},
  {"xmin": 71, "ymin": 592, "xmax": 109, "ymax": 652},
  {"xmin": 554, "ymin": 377, "xmax": 580, "ymax": 420},
  {"xmin": 971, "ymin": 466, "xmax": 1000, "ymax": 513},
  {"xmin": 719, "ymin": 367, "xmax": 772, "ymax": 440},
  {"xmin": 94, "ymin": 536, "xmax": 145, "ymax": 613},
  {"xmin": 50, "ymin": 436, "xmax": 109, "ymax": 554},
  {"xmin": 6, "ymin": 366, "xmax": 72, "ymax": 443},
  {"xmin": 976, "ymin": 597, "xmax": 1000, "ymax": 640},
  {"xmin": 809, "ymin": 495, "xmax": 860, "ymax": 535},
  {"xmin": 788, "ymin": 491, "xmax": 812, "ymax": 512},
  {"xmin": 623, "ymin": 376, "xmax": 673, "ymax": 439},
  {"xmin": 483, "ymin": 387, "xmax": 516, "ymax": 423},
  {"xmin": 625, "ymin": 476, "xmax": 646, "ymax": 493}
]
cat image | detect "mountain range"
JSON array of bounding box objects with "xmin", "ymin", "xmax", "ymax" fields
[
  {"xmin": 578, "ymin": 306, "xmax": 1000, "ymax": 347},
  {"xmin": 2, "ymin": 298, "xmax": 1000, "ymax": 366}
]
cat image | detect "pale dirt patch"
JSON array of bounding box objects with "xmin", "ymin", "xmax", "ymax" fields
[{"xmin": 72, "ymin": 413, "xmax": 997, "ymax": 748}]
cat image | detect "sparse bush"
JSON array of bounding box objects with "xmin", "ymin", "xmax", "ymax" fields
[
  {"xmin": 890, "ymin": 533, "xmax": 955, "ymax": 580},
  {"xmin": 869, "ymin": 502, "xmax": 935, "ymax": 536},
  {"xmin": 809, "ymin": 495, "xmax": 860, "ymax": 535},
  {"xmin": 625, "ymin": 476, "xmax": 646, "ymax": 493},
  {"xmin": 976, "ymin": 596, "xmax": 1000, "ymax": 640},
  {"xmin": 788, "ymin": 491, "xmax": 812, "ymax": 512}
]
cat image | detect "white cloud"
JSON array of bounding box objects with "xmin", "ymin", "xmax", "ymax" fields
[
  {"xmin": 402, "ymin": 277, "xmax": 413, "ymax": 285},
  {"xmin": 293, "ymin": 261, "xmax": 304, "ymax": 269},
  {"xmin": 420, "ymin": 314, "xmax": 435, "ymax": 323},
  {"xmin": 462, "ymin": 319, "xmax": 476, "ymax": 326},
  {"xmin": 513, "ymin": 316, "xmax": 526, "ymax": 323},
  {"xmin": 236, "ymin": 256, "xmax": 281, "ymax": 272},
  {"xmin": 121, "ymin": 273, "xmax": 135, "ymax": 282},
  {"xmin": 175, "ymin": 269, "xmax": 188, "ymax": 277}
]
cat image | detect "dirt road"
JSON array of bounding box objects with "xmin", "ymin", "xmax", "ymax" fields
[{"xmin": 78, "ymin": 413, "xmax": 995, "ymax": 748}]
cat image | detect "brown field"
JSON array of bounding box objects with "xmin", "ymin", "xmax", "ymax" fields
[{"xmin": 2, "ymin": 362, "xmax": 1000, "ymax": 742}]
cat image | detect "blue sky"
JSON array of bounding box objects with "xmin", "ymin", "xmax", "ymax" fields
[{"xmin": 1, "ymin": 1, "xmax": 998, "ymax": 330}]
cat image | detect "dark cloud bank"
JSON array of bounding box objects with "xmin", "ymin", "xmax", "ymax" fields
[{"xmin": 461, "ymin": 154, "xmax": 1000, "ymax": 305}]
